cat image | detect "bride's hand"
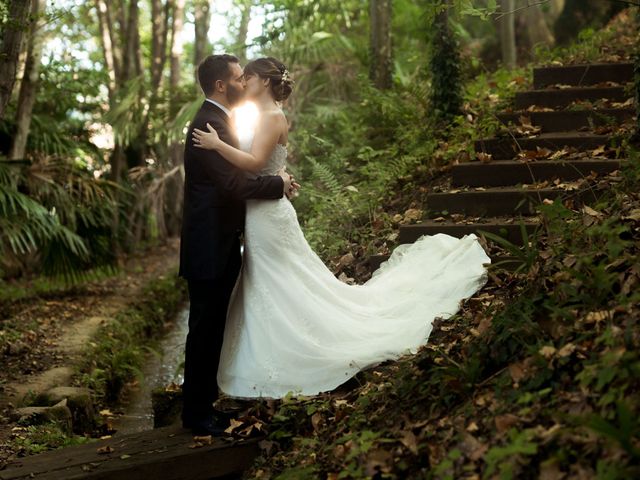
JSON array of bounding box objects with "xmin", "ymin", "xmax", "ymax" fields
[{"xmin": 192, "ymin": 123, "xmax": 221, "ymax": 150}]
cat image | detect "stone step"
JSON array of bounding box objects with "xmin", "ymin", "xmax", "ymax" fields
[
  {"xmin": 426, "ymin": 187, "xmax": 597, "ymax": 216},
  {"xmin": 533, "ymin": 62, "xmax": 634, "ymax": 89},
  {"xmin": 398, "ymin": 220, "xmax": 539, "ymax": 244},
  {"xmin": 515, "ymin": 86, "xmax": 628, "ymax": 109},
  {"xmin": 497, "ymin": 108, "xmax": 634, "ymax": 133},
  {"xmin": 474, "ymin": 132, "xmax": 610, "ymax": 159},
  {"xmin": 451, "ymin": 159, "xmax": 622, "ymax": 187}
]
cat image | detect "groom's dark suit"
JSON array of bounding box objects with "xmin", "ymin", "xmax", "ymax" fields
[{"xmin": 179, "ymin": 100, "xmax": 284, "ymax": 426}]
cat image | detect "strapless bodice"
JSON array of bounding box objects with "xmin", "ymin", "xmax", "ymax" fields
[{"xmin": 239, "ymin": 134, "xmax": 287, "ymax": 176}]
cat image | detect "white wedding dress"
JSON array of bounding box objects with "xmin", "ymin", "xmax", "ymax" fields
[{"xmin": 216, "ymin": 133, "xmax": 491, "ymax": 399}]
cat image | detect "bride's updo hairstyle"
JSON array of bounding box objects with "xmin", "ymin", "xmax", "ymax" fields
[{"xmin": 244, "ymin": 57, "xmax": 294, "ymax": 102}]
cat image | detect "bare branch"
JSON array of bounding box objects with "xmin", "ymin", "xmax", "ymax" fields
[
  {"xmin": 609, "ymin": 0, "xmax": 640, "ymax": 7},
  {"xmin": 494, "ymin": 0, "xmax": 551, "ymax": 20},
  {"xmin": 496, "ymin": 0, "xmax": 640, "ymax": 19}
]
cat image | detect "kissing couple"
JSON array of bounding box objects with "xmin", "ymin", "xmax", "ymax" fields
[{"xmin": 179, "ymin": 54, "xmax": 491, "ymax": 436}]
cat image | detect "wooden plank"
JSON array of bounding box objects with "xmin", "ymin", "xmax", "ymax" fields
[
  {"xmin": 474, "ymin": 133, "xmax": 610, "ymax": 159},
  {"xmin": 0, "ymin": 425, "xmax": 261, "ymax": 480},
  {"xmin": 533, "ymin": 62, "xmax": 633, "ymax": 89},
  {"xmin": 497, "ymin": 108, "xmax": 634, "ymax": 133},
  {"xmin": 451, "ymin": 159, "xmax": 622, "ymax": 187},
  {"xmin": 425, "ymin": 187, "xmax": 599, "ymax": 216},
  {"xmin": 399, "ymin": 220, "xmax": 538, "ymax": 245},
  {"xmin": 514, "ymin": 86, "xmax": 628, "ymax": 109}
]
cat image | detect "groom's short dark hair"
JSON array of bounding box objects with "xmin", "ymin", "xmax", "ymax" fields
[{"xmin": 197, "ymin": 54, "xmax": 240, "ymax": 96}]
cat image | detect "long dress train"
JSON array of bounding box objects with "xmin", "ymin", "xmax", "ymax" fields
[{"xmin": 217, "ymin": 137, "xmax": 491, "ymax": 399}]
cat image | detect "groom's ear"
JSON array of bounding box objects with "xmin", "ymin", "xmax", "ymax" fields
[{"xmin": 214, "ymin": 79, "xmax": 226, "ymax": 93}]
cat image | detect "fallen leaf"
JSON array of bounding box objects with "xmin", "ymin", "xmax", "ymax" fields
[
  {"xmin": 477, "ymin": 152, "xmax": 493, "ymax": 163},
  {"xmin": 466, "ymin": 421, "xmax": 479, "ymax": 433},
  {"xmin": 477, "ymin": 317, "xmax": 492, "ymax": 335},
  {"xmin": 494, "ymin": 414, "xmax": 520, "ymax": 434},
  {"xmin": 508, "ymin": 362, "xmax": 527, "ymax": 383},
  {"xmin": 584, "ymin": 310, "xmax": 610, "ymax": 324},
  {"xmin": 582, "ymin": 205, "xmax": 602, "ymax": 217},
  {"xmin": 224, "ymin": 418, "xmax": 244, "ymax": 434},
  {"xmin": 557, "ymin": 343, "xmax": 576, "ymax": 358},
  {"xmin": 193, "ymin": 435, "xmax": 212, "ymax": 445},
  {"xmin": 539, "ymin": 345, "xmax": 557, "ymax": 359},
  {"xmin": 365, "ymin": 449, "xmax": 392, "ymax": 476},
  {"xmin": 400, "ymin": 430, "xmax": 419, "ymax": 455},
  {"xmin": 339, "ymin": 252, "xmax": 355, "ymax": 267},
  {"xmin": 539, "ymin": 459, "xmax": 566, "ymax": 480},
  {"xmin": 403, "ymin": 208, "xmax": 423, "ymax": 223},
  {"xmin": 623, "ymin": 208, "xmax": 640, "ymax": 221},
  {"xmin": 311, "ymin": 412, "xmax": 324, "ymax": 432},
  {"xmin": 460, "ymin": 433, "xmax": 488, "ymax": 461}
]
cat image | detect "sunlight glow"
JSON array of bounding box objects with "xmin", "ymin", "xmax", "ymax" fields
[{"xmin": 233, "ymin": 101, "xmax": 260, "ymax": 146}]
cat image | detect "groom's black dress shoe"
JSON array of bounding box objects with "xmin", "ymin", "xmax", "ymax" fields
[{"xmin": 187, "ymin": 417, "xmax": 228, "ymax": 437}]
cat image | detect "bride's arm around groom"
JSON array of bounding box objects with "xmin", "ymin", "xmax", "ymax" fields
[{"xmin": 185, "ymin": 105, "xmax": 288, "ymax": 200}]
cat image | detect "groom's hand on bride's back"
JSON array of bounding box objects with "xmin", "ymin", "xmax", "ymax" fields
[
  {"xmin": 278, "ymin": 169, "xmax": 300, "ymax": 199},
  {"xmin": 278, "ymin": 169, "xmax": 292, "ymax": 195}
]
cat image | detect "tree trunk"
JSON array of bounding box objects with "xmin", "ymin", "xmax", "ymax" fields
[
  {"xmin": 553, "ymin": 0, "xmax": 624, "ymax": 45},
  {"xmin": 194, "ymin": 0, "xmax": 212, "ymax": 67},
  {"xmin": 93, "ymin": 0, "xmax": 131, "ymax": 178},
  {"xmin": 236, "ymin": 0, "xmax": 251, "ymax": 64},
  {"xmin": 150, "ymin": 0, "xmax": 170, "ymax": 91},
  {"xmin": 521, "ymin": 0, "xmax": 554, "ymax": 48},
  {"xmin": 499, "ymin": 0, "xmax": 516, "ymax": 68},
  {"xmin": 94, "ymin": 0, "xmax": 119, "ymax": 99},
  {"xmin": 166, "ymin": 0, "xmax": 187, "ymax": 237},
  {"xmin": 9, "ymin": 0, "xmax": 45, "ymax": 161},
  {"xmin": 0, "ymin": 0, "xmax": 32, "ymax": 121},
  {"xmin": 549, "ymin": 0, "xmax": 565, "ymax": 22},
  {"xmin": 124, "ymin": 0, "xmax": 142, "ymax": 80},
  {"xmin": 145, "ymin": 0, "xmax": 170, "ymax": 163},
  {"xmin": 369, "ymin": 0, "xmax": 393, "ymax": 90},
  {"xmin": 170, "ymin": 0, "xmax": 186, "ymax": 89},
  {"xmin": 429, "ymin": 1, "xmax": 462, "ymax": 125}
]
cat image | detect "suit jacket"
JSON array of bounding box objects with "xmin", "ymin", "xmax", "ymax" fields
[{"xmin": 179, "ymin": 101, "xmax": 284, "ymax": 280}]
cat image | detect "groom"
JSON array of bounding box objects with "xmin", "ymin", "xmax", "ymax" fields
[{"xmin": 179, "ymin": 54, "xmax": 293, "ymax": 436}]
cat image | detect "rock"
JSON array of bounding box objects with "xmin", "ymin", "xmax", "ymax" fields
[
  {"xmin": 35, "ymin": 386, "xmax": 96, "ymax": 434},
  {"xmin": 5, "ymin": 340, "xmax": 28, "ymax": 356},
  {"xmin": 339, "ymin": 253, "xmax": 355, "ymax": 267},
  {"xmin": 10, "ymin": 399, "xmax": 73, "ymax": 434}
]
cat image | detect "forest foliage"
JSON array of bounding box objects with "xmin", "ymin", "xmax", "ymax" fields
[
  {"xmin": 0, "ymin": 0, "xmax": 638, "ymax": 476},
  {"xmin": 0, "ymin": 0, "xmax": 630, "ymax": 284}
]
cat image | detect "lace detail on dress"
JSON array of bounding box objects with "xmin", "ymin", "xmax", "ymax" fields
[{"xmin": 259, "ymin": 143, "xmax": 287, "ymax": 175}]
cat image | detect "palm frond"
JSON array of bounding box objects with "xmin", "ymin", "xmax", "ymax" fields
[{"xmin": 104, "ymin": 75, "xmax": 148, "ymax": 148}]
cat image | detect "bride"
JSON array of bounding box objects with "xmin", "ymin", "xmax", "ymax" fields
[{"xmin": 192, "ymin": 56, "xmax": 490, "ymax": 399}]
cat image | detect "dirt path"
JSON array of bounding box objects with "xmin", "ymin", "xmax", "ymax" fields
[{"xmin": 0, "ymin": 239, "xmax": 180, "ymax": 411}]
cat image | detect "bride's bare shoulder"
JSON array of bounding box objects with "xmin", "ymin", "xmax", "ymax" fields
[{"xmin": 261, "ymin": 108, "xmax": 287, "ymax": 123}]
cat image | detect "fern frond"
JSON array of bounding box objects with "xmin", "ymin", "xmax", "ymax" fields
[{"xmin": 308, "ymin": 158, "xmax": 343, "ymax": 198}]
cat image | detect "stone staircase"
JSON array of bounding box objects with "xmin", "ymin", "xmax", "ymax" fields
[{"xmin": 371, "ymin": 62, "xmax": 634, "ymax": 269}]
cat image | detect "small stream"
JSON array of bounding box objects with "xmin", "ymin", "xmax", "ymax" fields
[{"xmin": 112, "ymin": 306, "xmax": 189, "ymax": 435}]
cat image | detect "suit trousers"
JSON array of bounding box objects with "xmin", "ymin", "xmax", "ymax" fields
[{"xmin": 182, "ymin": 237, "xmax": 242, "ymax": 424}]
